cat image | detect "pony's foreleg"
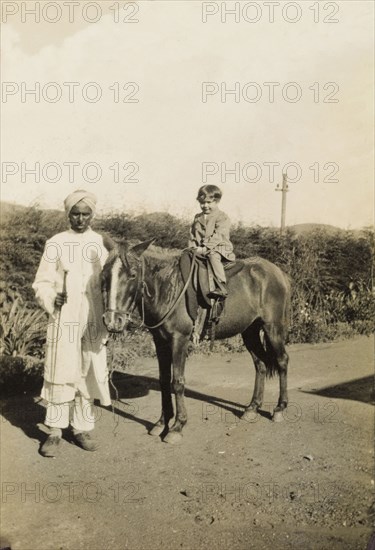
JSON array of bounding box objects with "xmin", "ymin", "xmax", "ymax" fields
[
  {"xmin": 149, "ymin": 335, "xmax": 173, "ymax": 437},
  {"xmin": 163, "ymin": 335, "xmax": 189, "ymax": 444}
]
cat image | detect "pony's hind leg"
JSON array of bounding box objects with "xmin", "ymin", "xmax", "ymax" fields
[
  {"xmin": 242, "ymin": 324, "xmax": 269, "ymax": 417},
  {"xmin": 149, "ymin": 335, "xmax": 174, "ymax": 437},
  {"xmin": 263, "ymin": 322, "xmax": 289, "ymax": 422}
]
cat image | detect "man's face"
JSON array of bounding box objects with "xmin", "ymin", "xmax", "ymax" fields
[
  {"xmin": 69, "ymin": 201, "xmax": 93, "ymax": 233},
  {"xmin": 199, "ymin": 198, "xmax": 219, "ymax": 215}
]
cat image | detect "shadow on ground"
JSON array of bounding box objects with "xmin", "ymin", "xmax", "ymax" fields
[
  {"xmin": 303, "ymin": 376, "xmax": 374, "ymax": 405},
  {"xmin": 1, "ymin": 395, "xmax": 45, "ymax": 443},
  {"xmin": 0, "ymin": 371, "xmax": 273, "ymax": 441},
  {"xmin": 110, "ymin": 372, "xmax": 272, "ymax": 420}
]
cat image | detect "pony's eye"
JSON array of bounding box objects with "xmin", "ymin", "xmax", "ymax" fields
[{"xmin": 129, "ymin": 271, "xmax": 137, "ymax": 280}]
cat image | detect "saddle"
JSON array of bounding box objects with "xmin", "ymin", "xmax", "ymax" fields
[{"xmin": 180, "ymin": 250, "xmax": 244, "ymax": 346}]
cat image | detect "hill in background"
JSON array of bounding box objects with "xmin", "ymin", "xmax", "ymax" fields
[{"xmin": 0, "ymin": 201, "xmax": 368, "ymax": 235}]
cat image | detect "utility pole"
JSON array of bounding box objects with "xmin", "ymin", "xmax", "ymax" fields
[{"xmin": 275, "ymin": 172, "xmax": 288, "ymax": 234}]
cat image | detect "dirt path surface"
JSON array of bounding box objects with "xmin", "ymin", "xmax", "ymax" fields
[{"xmin": 1, "ymin": 336, "xmax": 374, "ymax": 550}]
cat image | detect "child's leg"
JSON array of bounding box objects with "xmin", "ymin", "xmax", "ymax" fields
[{"xmin": 207, "ymin": 250, "xmax": 226, "ymax": 285}]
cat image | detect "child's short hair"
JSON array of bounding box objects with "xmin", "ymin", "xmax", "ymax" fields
[{"xmin": 196, "ymin": 185, "xmax": 222, "ymax": 202}]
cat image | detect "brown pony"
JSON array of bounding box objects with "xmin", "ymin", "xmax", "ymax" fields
[{"xmin": 102, "ymin": 241, "xmax": 291, "ymax": 444}]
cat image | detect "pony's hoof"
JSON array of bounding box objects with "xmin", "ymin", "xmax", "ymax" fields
[
  {"xmin": 149, "ymin": 424, "xmax": 164, "ymax": 436},
  {"xmin": 163, "ymin": 431, "xmax": 183, "ymax": 445},
  {"xmin": 241, "ymin": 408, "xmax": 259, "ymax": 423},
  {"xmin": 273, "ymin": 410, "xmax": 284, "ymax": 423}
]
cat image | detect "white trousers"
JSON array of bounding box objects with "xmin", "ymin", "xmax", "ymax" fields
[{"xmin": 45, "ymin": 393, "xmax": 96, "ymax": 432}]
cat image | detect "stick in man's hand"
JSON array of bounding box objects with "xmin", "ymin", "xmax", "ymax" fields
[{"xmin": 55, "ymin": 270, "xmax": 69, "ymax": 308}]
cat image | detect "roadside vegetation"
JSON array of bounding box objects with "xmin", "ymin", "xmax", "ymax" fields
[{"xmin": 1, "ymin": 205, "xmax": 373, "ymax": 387}]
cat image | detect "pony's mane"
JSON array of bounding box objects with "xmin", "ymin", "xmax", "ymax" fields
[
  {"xmin": 105, "ymin": 243, "xmax": 181, "ymax": 281},
  {"xmin": 144, "ymin": 247, "xmax": 180, "ymax": 281}
]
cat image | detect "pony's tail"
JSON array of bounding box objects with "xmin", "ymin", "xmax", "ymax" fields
[
  {"xmin": 262, "ymin": 329, "xmax": 283, "ymax": 379},
  {"xmin": 250, "ymin": 320, "xmax": 280, "ymax": 379}
]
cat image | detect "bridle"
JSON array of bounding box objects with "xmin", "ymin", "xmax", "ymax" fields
[{"xmin": 104, "ymin": 251, "xmax": 196, "ymax": 331}]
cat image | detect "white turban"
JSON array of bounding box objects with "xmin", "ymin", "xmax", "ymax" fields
[{"xmin": 64, "ymin": 189, "xmax": 97, "ymax": 214}]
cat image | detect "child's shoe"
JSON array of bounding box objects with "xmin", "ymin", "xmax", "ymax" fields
[{"xmin": 209, "ymin": 285, "xmax": 228, "ymax": 299}]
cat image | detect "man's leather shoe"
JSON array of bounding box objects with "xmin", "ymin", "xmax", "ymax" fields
[
  {"xmin": 40, "ymin": 435, "xmax": 61, "ymax": 457},
  {"xmin": 74, "ymin": 432, "xmax": 99, "ymax": 452}
]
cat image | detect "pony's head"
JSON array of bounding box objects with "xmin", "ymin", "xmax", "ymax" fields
[{"xmin": 102, "ymin": 239, "xmax": 154, "ymax": 332}]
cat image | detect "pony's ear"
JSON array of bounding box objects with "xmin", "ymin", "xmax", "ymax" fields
[{"xmin": 129, "ymin": 239, "xmax": 155, "ymax": 258}]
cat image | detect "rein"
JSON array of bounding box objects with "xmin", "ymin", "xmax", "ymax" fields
[
  {"xmin": 140, "ymin": 251, "xmax": 196, "ymax": 329},
  {"xmin": 106, "ymin": 250, "xmax": 196, "ymax": 330}
]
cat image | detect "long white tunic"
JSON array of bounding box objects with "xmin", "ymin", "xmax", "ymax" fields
[{"xmin": 33, "ymin": 228, "xmax": 111, "ymax": 406}]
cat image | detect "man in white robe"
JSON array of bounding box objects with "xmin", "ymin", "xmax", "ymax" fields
[{"xmin": 33, "ymin": 190, "xmax": 113, "ymax": 457}]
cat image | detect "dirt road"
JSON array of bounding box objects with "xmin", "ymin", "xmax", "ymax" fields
[{"xmin": 1, "ymin": 336, "xmax": 374, "ymax": 550}]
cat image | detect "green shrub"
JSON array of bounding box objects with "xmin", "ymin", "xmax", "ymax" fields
[
  {"xmin": 0, "ymin": 205, "xmax": 66, "ymax": 304},
  {"xmin": 0, "ymin": 355, "xmax": 43, "ymax": 394},
  {"xmin": 0, "ymin": 298, "xmax": 47, "ymax": 357},
  {"xmin": 1, "ymin": 205, "xmax": 374, "ymax": 347},
  {"xmin": 107, "ymin": 329, "xmax": 156, "ymax": 373}
]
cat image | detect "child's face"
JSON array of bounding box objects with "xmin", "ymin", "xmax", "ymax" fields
[{"xmin": 199, "ymin": 197, "xmax": 219, "ymax": 215}]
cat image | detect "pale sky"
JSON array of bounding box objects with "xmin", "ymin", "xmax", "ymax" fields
[{"xmin": 1, "ymin": 1, "xmax": 374, "ymax": 228}]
